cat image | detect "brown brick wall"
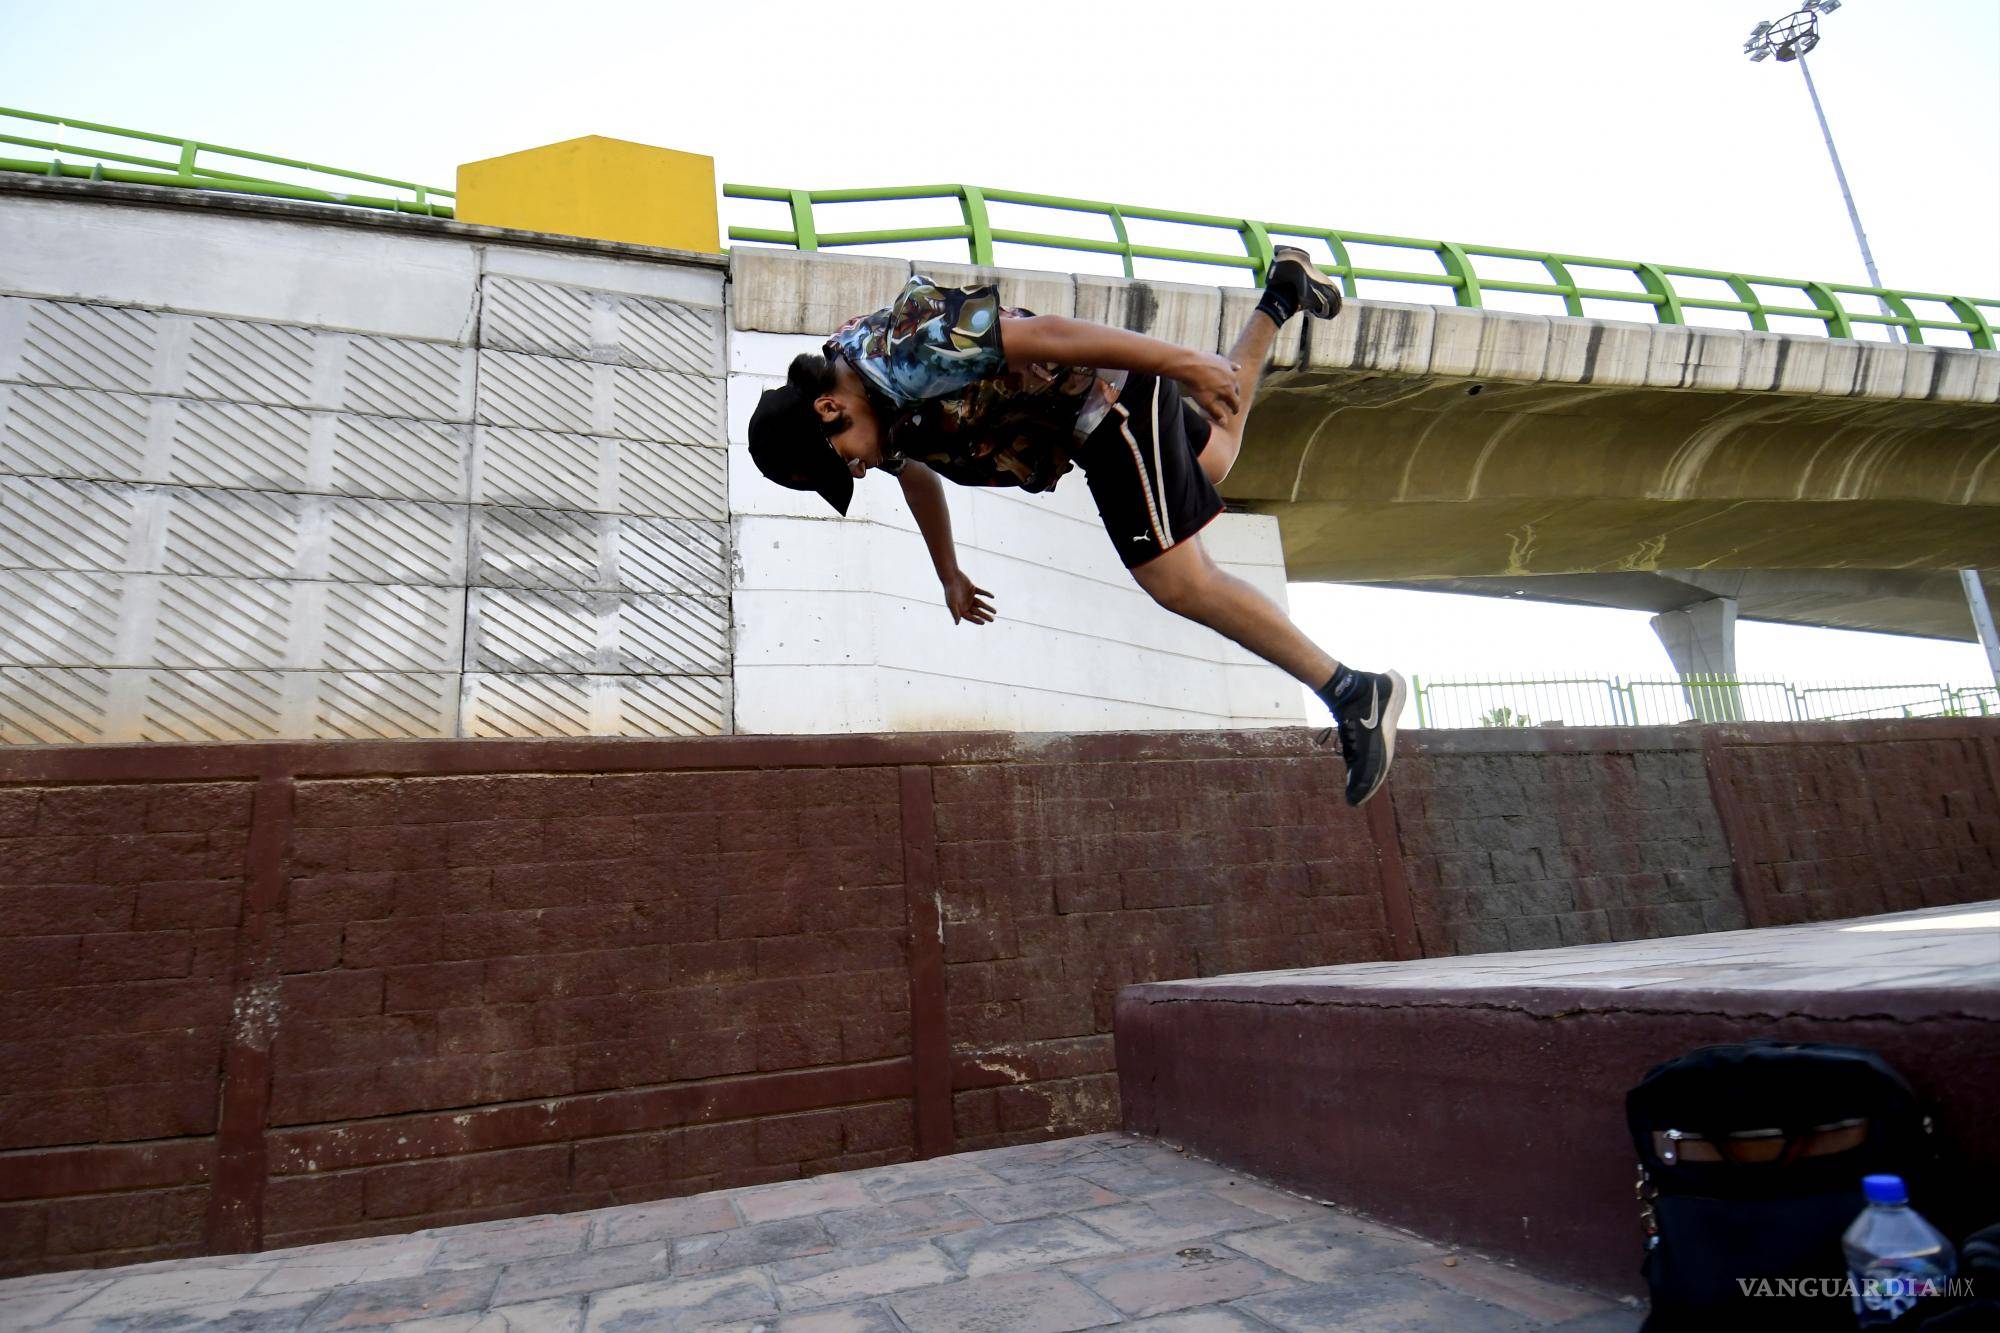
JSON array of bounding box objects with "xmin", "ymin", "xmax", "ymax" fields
[
  {"xmin": 932, "ymin": 750, "xmax": 1391, "ymax": 1153},
  {"xmin": 1394, "ymin": 744, "xmax": 1744, "ymax": 955},
  {"xmin": 1722, "ymin": 735, "xmax": 2000, "ymax": 924},
  {"xmin": 0, "ymin": 781, "xmax": 252, "ymax": 1271},
  {"xmin": 0, "ymin": 722, "xmax": 1993, "ymax": 1275}
]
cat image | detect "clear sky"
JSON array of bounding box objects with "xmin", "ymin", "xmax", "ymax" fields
[{"xmin": 4, "ymin": 0, "xmax": 1996, "ymax": 700}]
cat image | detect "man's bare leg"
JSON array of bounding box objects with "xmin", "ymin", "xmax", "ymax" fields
[
  {"xmin": 1130, "ymin": 534, "xmax": 1334, "ymax": 686},
  {"xmin": 1196, "ymin": 309, "xmax": 1280, "ymax": 486}
]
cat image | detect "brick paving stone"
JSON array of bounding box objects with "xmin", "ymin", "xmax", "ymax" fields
[
  {"xmin": 1546, "ymin": 1306, "xmax": 1646, "ymax": 1331},
  {"xmin": 1235, "ymin": 1271, "xmax": 1539, "ymax": 1332},
  {"xmin": 255, "ymin": 1240, "xmax": 444, "ymax": 1297},
  {"xmin": 40, "ymin": 1290, "xmax": 325, "ymax": 1332},
  {"xmin": 581, "ymin": 1270, "xmax": 779, "ymax": 1331},
  {"xmin": 1071, "ymin": 1188, "xmax": 1279, "ymax": 1249},
  {"xmin": 695, "ymin": 1301, "xmax": 906, "ymax": 1332},
  {"xmin": 1203, "ymin": 1179, "xmax": 1326, "ymax": 1223},
  {"xmin": 973, "ymin": 1135, "xmax": 1141, "ymax": 1184},
  {"xmin": 488, "ymin": 1242, "xmax": 666, "ymax": 1305},
  {"xmin": 0, "ymin": 1282, "xmax": 111, "ymax": 1327},
  {"xmin": 819, "ymin": 1195, "xmax": 988, "ymax": 1248},
  {"xmin": 592, "ymin": 1195, "xmax": 740, "ymax": 1248},
  {"xmin": 1218, "ymin": 1215, "xmax": 1443, "ymax": 1283},
  {"xmin": 956, "ymin": 1176, "xmax": 1127, "ymax": 1224},
  {"xmin": 1120, "ymin": 1309, "xmax": 1283, "ymax": 1331},
  {"xmin": 1065, "ymin": 1245, "xmax": 1297, "ymax": 1320},
  {"xmin": 1413, "ymin": 1255, "xmax": 1618, "ymax": 1323},
  {"xmin": 300, "ymin": 1270, "xmax": 501, "ymax": 1331},
  {"xmin": 935, "ymin": 1216, "xmax": 1126, "ymax": 1278},
  {"xmin": 56, "ymin": 1268, "xmax": 271, "ymax": 1322},
  {"xmin": 735, "ymin": 1176, "xmax": 875, "ymax": 1225},
  {"xmin": 671, "ymin": 1217, "xmax": 835, "ymax": 1275},
  {"xmin": 855, "ymin": 1157, "xmax": 1010, "ymax": 1202},
  {"xmin": 427, "ymin": 1216, "xmax": 591, "ymax": 1271},
  {"xmin": 1068, "ymin": 1153, "xmax": 1234, "ymax": 1199},
  {"xmin": 767, "ymin": 1240, "xmax": 960, "ymax": 1309},
  {"xmin": 889, "ymin": 1269, "xmax": 1123, "ymax": 1333},
  {"xmin": 385, "ymin": 1295, "xmax": 585, "ymax": 1331}
]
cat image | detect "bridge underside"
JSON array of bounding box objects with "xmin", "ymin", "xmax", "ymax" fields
[{"xmin": 1229, "ymin": 367, "xmax": 2000, "ymax": 640}]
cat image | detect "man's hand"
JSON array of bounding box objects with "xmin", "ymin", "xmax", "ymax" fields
[
  {"xmin": 942, "ymin": 570, "xmax": 995, "ymax": 625},
  {"xmin": 1173, "ymin": 349, "xmax": 1243, "ymax": 423}
]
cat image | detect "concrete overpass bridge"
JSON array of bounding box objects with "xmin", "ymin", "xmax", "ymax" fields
[{"xmin": 719, "ymin": 181, "xmax": 2000, "ymax": 679}]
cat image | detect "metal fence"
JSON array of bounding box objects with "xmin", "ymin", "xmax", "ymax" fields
[
  {"xmin": 1410, "ymin": 675, "xmax": 2000, "ymax": 729},
  {"xmin": 722, "ymin": 183, "xmax": 2000, "ymax": 348},
  {"xmin": 0, "ymin": 107, "xmax": 454, "ymax": 217}
]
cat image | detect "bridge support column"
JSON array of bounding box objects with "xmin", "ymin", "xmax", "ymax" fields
[{"xmin": 1651, "ymin": 598, "xmax": 1742, "ymax": 722}]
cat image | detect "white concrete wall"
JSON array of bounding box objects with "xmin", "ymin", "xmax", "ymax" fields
[
  {"xmin": 0, "ymin": 188, "xmax": 731, "ymax": 742},
  {"xmin": 726, "ymin": 251, "xmax": 1307, "ymax": 734}
]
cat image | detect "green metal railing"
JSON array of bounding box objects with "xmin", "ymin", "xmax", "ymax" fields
[
  {"xmin": 5, "ymin": 107, "xmax": 1992, "ymax": 347},
  {"xmin": 724, "ymin": 183, "xmax": 2000, "ymax": 348},
  {"xmin": 1410, "ymin": 675, "xmax": 1998, "ymax": 729},
  {"xmin": 0, "ymin": 108, "xmax": 453, "ymax": 217}
]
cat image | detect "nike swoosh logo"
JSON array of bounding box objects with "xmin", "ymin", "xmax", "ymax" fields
[{"xmin": 1358, "ymin": 684, "xmax": 1380, "ymax": 730}]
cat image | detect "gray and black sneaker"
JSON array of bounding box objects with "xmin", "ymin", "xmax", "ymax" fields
[
  {"xmin": 1317, "ymin": 668, "xmax": 1407, "ymax": 807},
  {"xmin": 1270, "ymin": 245, "xmax": 1344, "ymax": 321}
]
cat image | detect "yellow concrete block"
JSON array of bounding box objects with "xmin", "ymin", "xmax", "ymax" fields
[{"xmin": 456, "ymin": 136, "xmax": 719, "ymax": 254}]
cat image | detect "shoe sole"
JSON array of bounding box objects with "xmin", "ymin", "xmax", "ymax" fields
[
  {"xmin": 1350, "ymin": 669, "xmax": 1407, "ymax": 808},
  {"xmin": 1270, "ymin": 245, "xmax": 1344, "ymax": 321}
]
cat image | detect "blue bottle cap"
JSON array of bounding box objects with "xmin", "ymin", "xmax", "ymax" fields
[{"xmin": 1863, "ymin": 1174, "xmax": 1908, "ymax": 1205}]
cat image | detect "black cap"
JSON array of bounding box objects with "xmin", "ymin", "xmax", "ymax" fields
[{"xmin": 748, "ymin": 383, "xmax": 854, "ymax": 516}]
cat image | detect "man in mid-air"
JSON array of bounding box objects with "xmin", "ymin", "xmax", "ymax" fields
[{"xmin": 747, "ymin": 250, "xmax": 1405, "ymax": 806}]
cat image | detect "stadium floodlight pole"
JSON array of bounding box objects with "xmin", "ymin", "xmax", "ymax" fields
[
  {"xmin": 1742, "ymin": 5, "xmax": 2000, "ymax": 687},
  {"xmin": 1743, "ymin": 1, "xmax": 1901, "ymax": 342}
]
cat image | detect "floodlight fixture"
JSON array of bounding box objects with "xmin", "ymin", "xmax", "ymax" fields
[{"xmin": 1749, "ymin": 46, "xmax": 1772, "ymax": 61}]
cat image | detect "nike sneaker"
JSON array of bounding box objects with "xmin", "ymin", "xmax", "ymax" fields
[
  {"xmin": 1319, "ymin": 668, "xmax": 1406, "ymax": 807},
  {"xmin": 1269, "ymin": 245, "xmax": 1344, "ymax": 321}
]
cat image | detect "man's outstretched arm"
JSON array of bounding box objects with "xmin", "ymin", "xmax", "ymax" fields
[
  {"xmin": 1000, "ymin": 315, "xmax": 1241, "ymax": 421},
  {"xmin": 897, "ymin": 461, "xmax": 994, "ymax": 625}
]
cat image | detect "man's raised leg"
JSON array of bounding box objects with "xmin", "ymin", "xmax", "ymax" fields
[{"xmin": 1197, "ymin": 248, "xmax": 1343, "ymax": 486}]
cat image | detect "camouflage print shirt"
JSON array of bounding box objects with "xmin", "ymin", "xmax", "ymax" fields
[{"xmin": 825, "ymin": 276, "xmax": 1115, "ymax": 493}]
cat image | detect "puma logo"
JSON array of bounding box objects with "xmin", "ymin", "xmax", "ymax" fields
[{"xmin": 1131, "ymin": 534, "xmax": 1150, "ymax": 543}]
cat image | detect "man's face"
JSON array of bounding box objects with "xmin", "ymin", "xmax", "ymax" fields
[{"xmin": 815, "ymin": 359, "xmax": 885, "ymax": 477}]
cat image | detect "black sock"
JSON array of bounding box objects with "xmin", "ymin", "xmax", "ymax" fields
[
  {"xmin": 1255, "ymin": 282, "xmax": 1300, "ymax": 327},
  {"xmin": 1315, "ymin": 665, "xmax": 1363, "ymax": 715}
]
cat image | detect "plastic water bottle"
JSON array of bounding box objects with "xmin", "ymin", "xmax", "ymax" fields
[{"xmin": 1844, "ymin": 1173, "xmax": 1956, "ymax": 1326}]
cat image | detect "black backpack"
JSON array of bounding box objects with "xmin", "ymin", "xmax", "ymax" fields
[{"xmin": 1627, "ymin": 1040, "xmax": 1937, "ymax": 1331}]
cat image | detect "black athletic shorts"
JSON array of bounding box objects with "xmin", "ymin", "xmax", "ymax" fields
[{"xmin": 1078, "ymin": 372, "xmax": 1222, "ymax": 569}]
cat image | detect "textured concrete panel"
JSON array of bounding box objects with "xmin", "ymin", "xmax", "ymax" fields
[
  {"xmin": 0, "ymin": 664, "xmax": 113, "ymax": 743},
  {"xmin": 331, "ymin": 415, "xmax": 470, "ymax": 502},
  {"xmin": 309, "ymin": 671, "xmax": 457, "ymax": 739},
  {"xmin": 466, "ymin": 587, "xmax": 728, "ymax": 675},
  {"xmin": 0, "ymin": 383, "xmax": 151, "ymax": 481},
  {"xmin": 0, "ymin": 474, "xmax": 145, "ymax": 573},
  {"xmin": 0, "ymin": 192, "xmax": 734, "ymax": 744},
  {"xmin": 0, "ymin": 193, "xmax": 480, "ymax": 339},
  {"xmin": 730, "ymin": 249, "xmax": 911, "ymax": 335},
  {"xmin": 340, "ymin": 334, "xmax": 477, "ymax": 420}
]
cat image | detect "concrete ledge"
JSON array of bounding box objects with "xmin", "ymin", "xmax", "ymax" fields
[
  {"xmin": 1075, "ymin": 274, "xmax": 1220, "ymax": 352},
  {"xmin": 728, "ymin": 248, "xmax": 911, "ymax": 338},
  {"xmin": 1117, "ymin": 903, "xmax": 2000, "ymax": 1296},
  {"xmin": 725, "ymin": 248, "xmax": 2000, "ymax": 405}
]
